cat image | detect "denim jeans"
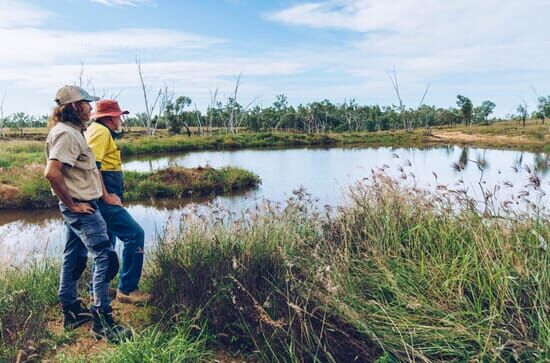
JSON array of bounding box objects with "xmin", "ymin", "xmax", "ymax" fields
[
  {"xmin": 58, "ymin": 200, "xmax": 116, "ymax": 309},
  {"xmin": 89, "ymin": 171, "xmax": 145, "ymax": 294},
  {"xmin": 98, "ymin": 200, "xmax": 145, "ymax": 293}
]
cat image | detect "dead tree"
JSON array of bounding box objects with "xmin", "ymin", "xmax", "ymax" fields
[
  {"xmin": 194, "ymin": 103, "xmax": 203, "ymax": 136},
  {"xmin": 419, "ymin": 83, "xmax": 431, "ymax": 133},
  {"xmin": 0, "ymin": 93, "xmax": 5, "ymax": 138},
  {"xmin": 208, "ymin": 88, "xmax": 219, "ymax": 136},
  {"xmin": 136, "ymin": 57, "xmax": 164, "ymax": 136},
  {"xmin": 388, "ymin": 68, "xmax": 407, "ymax": 130},
  {"xmin": 226, "ymin": 74, "xmax": 242, "ymax": 134}
]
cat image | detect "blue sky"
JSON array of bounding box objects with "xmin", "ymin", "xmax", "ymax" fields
[{"xmin": 0, "ymin": 0, "xmax": 548, "ymax": 117}]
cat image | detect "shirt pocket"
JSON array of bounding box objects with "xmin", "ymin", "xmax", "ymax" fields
[{"xmin": 74, "ymin": 148, "xmax": 97, "ymax": 171}]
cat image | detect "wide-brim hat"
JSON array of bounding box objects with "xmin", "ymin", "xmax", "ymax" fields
[
  {"xmin": 91, "ymin": 99, "xmax": 129, "ymax": 119},
  {"xmin": 55, "ymin": 85, "xmax": 99, "ymax": 105}
]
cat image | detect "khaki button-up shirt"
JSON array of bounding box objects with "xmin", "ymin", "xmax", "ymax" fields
[{"xmin": 45, "ymin": 122, "xmax": 103, "ymax": 201}]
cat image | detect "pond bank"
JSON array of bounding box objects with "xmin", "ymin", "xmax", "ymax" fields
[
  {"xmin": 0, "ymin": 166, "xmax": 260, "ymax": 209},
  {"xmin": 2, "ymin": 178, "xmax": 548, "ymax": 362},
  {"xmin": 2, "ymin": 127, "xmax": 549, "ymax": 170}
]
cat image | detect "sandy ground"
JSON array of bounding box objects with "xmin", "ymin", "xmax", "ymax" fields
[
  {"xmin": 431, "ymin": 130, "xmax": 528, "ymax": 144},
  {"xmin": 40, "ymin": 301, "xmax": 252, "ymax": 362}
]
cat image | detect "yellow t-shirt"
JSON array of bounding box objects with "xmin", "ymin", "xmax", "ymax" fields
[{"xmin": 85, "ymin": 122, "xmax": 122, "ymax": 171}]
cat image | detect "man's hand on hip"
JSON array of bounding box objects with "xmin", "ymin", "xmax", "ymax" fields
[
  {"xmin": 71, "ymin": 202, "xmax": 95, "ymax": 214},
  {"xmin": 102, "ymin": 193, "xmax": 123, "ymax": 207}
]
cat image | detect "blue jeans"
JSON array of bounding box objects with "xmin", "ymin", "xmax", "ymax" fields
[
  {"xmin": 58, "ymin": 201, "xmax": 117, "ymax": 310},
  {"xmin": 90, "ymin": 200, "xmax": 145, "ymax": 294}
]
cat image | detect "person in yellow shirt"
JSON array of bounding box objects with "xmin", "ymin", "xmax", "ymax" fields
[{"xmin": 85, "ymin": 99, "xmax": 152, "ymax": 305}]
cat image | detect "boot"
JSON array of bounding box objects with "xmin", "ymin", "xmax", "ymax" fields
[
  {"xmin": 90, "ymin": 306, "xmax": 132, "ymax": 343},
  {"xmin": 62, "ymin": 299, "xmax": 92, "ymax": 330},
  {"xmin": 116, "ymin": 289, "xmax": 153, "ymax": 305}
]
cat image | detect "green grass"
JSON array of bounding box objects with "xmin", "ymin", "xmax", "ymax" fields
[
  {"xmin": 2, "ymin": 125, "xmax": 550, "ymax": 171},
  {"xmin": 0, "ymin": 131, "xmax": 429, "ymax": 171},
  {"xmin": 0, "ymin": 166, "xmax": 260, "ymax": 209},
  {"xmin": 147, "ymin": 178, "xmax": 550, "ymax": 362},
  {"xmin": 124, "ymin": 166, "xmax": 260, "ymax": 201},
  {"xmin": 1, "ymin": 176, "xmax": 548, "ymax": 362},
  {"xmin": 58, "ymin": 321, "xmax": 213, "ymax": 363},
  {"xmin": 0, "ymin": 261, "xmax": 60, "ymax": 362}
]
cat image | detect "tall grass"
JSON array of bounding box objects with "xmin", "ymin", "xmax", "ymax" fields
[
  {"xmin": 148, "ymin": 176, "xmax": 549, "ymax": 362},
  {"xmin": 0, "ymin": 261, "xmax": 59, "ymax": 361},
  {"xmin": 58, "ymin": 321, "xmax": 213, "ymax": 363}
]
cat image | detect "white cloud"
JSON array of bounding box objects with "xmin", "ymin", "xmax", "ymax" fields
[
  {"xmin": 0, "ymin": 0, "xmax": 52, "ymax": 28},
  {"xmin": 0, "ymin": 57, "xmax": 308, "ymax": 115},
  {"xmin": 90, "ymin": 0, "xmax": 153, "ymax": 6},
  {"xmin": 0, "ymin": 28, "xmax": 224, "ymax": 65},
  {"xmin": 0, "ymin": 59, "xmax": 306, "ymax": 92},
  {"xmin": 268, "ymin": 0, "xmax": 550, "ymax": 77},
  {"xmin": 265, "ymin": 0, "xmax": 550, "ymax": 112}
]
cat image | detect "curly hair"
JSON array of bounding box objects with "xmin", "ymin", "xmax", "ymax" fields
[{"xmin": 48, "ymin": 101, "xmax": 90, "ymax": 129}]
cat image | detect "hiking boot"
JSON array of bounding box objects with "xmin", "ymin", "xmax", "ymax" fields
[
  {"xmin": 90, "ymin": 306, "xmax": 132, "ymax": 344},
  {"xmin": 62, "ymin": 299, "xmax": 92, "ymax": 330},
  {"xmin": 116, "ymin": 289, "xmax": 153, "ymax": 305}
]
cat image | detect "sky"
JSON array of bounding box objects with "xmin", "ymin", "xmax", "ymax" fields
[{"xmin": 0, "ymin": 0, "xmax": 548, "ymax": 117}]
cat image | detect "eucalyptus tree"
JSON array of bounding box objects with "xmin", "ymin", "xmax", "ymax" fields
[
  {"xmin": 456, "ymin": 95, "xmax": 473, "ymax": 126},
  {"xmin": 535, "ymin": 96, "xmax": 550, "ymax": 124},
  {"xmin": 272, "ymin": 94, "xmax": 288, "ymax": 131},
  {"xmin": 476, "ymin": 100, "xmax": 496, "ymax": 125},
  {"xmin": 517, "ymin": 102, "xmax": 528, "ymax": 129}
]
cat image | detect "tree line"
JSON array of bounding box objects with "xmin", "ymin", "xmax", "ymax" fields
[
  {"xmin": 126, "ymin": 93, "xmax": 550, "ymax": 135},
  {"xmin": 1, "ymin": 94, "xmax": 550, "ymax": 136}
]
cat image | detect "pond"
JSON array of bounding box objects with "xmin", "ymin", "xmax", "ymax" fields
[{"xmin": 1, "ymin": 145, "xmax": 549, "ymax": 263}]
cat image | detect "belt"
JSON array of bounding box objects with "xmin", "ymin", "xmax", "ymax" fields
[{"xmin": 72, "ymin": 198, "xmax": 99, "ymax": 203}]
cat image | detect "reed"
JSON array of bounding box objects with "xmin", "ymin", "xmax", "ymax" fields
[{"xmin": 147, "ymin": 175, "xmax": 549, "ymax": 362}]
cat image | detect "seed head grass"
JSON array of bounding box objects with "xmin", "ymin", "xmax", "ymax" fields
[{"xmin": 147, "ymin": 175, "xmax": 549, "ymax": 362}]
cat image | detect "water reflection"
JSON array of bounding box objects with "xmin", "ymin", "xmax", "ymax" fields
[
  {"xmin": 1, "ymin": 145, "xmax": 549, "ymax": 263},
  {"xmin": 534, "ymin": 153, "xmax": 550, "ymax": 175}
]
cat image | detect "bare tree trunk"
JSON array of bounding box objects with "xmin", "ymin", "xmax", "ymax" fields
[
  {"xmin": 0, "ymin": 93, "xmax": 5, "ymax": 138},
  {"xmin": 208, "ymin": 88, "xmax": 218, "ymax": 136},
  {"xmin": 194, "ymin": 104, "xmax": 203, "ymax": 136},
  {"xmin": 136, "ymin": 57, "xmax": 162, "ymax": 136},
  {"xmin": 388, "ymin": 68, "xmax": 406, "ymax": 130},
  {"xmin": 227, "ymin": 74, "xmax": 241, "ymax": 134}
]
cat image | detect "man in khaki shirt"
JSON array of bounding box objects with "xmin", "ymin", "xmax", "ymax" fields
[{"xmin": 44, "ymin": 85, "xmax": 131, "ymax": 343}]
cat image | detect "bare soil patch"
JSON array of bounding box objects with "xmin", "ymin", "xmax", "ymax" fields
[{"xmin": 431, "ymin": 130, "xmax": 528, "ymax": 145}]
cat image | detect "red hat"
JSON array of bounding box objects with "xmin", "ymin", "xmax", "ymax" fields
[{"xmin": 91, "ymin": 99, "xmax": 129, "ymax": 119}]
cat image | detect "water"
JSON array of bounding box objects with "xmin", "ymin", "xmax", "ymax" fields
[{"xmin": 1, "ymin": 145, "xmax": 549, "ymax": 263}]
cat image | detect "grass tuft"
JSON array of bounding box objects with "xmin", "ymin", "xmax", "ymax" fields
[
  {"xmin": 0, "ymin": 261, "xmax": 59, "ymax": 361},
  {"xmin": 147, "ymin": 176, "xmax": 550, "ymax": 362}
]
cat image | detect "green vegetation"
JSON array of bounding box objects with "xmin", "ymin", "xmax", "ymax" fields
[
  {"xmin": 0, "ymin": 262, "xmax": 60, "ymax": 362},
  {"xmin": 148, "ymin": 179, "xmax": 549, "ymax": 362},
  {"xmin": 0, "ymin": 92, "xmax": 524, "ymax": 135},
  {"xmin": 118, "ymin": 130, "xmax": 427, "ymax": 155},
  {"xmin": 58, "ymin": 322, "xmax": 213, "ymax": 363},
  {"xmin": 1, "ymin": 178, "xmax": 548, "ymax": 361},
  {"xmin": 0, "ymin": 166, "xmax": 260, "ymax": 209},
  {"xmin": 124, "ymin": 166, "xmax": 260, "ymax": 200}
]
